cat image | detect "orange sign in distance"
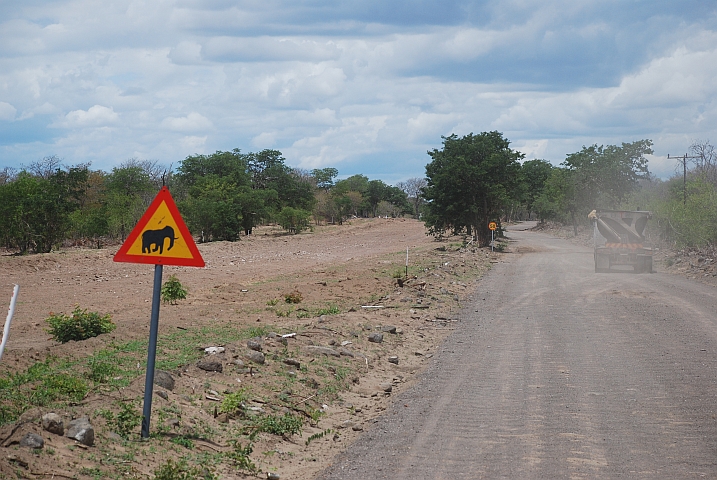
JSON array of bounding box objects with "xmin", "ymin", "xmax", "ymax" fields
[
  {"xmin": 113, "ymin": 187, "xmax": 205, "ymax": 267},
  {"xmin": 488, "ymin": 222, "xmax": 497, "ymax": 231}
]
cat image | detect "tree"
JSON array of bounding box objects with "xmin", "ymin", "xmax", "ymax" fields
[
  {"xmin": 519, "ymin": 159, "xmax": 554, "ymax": 221},
  {"xmin": 561, "ymin": 140, "xmax": 652, "ymax": 234},
  {"xmin": 422, "ymin": 132, "xmax": 523, "ymax": 246},
  {"xmin": 397, "ymin": 177, "xmax": 427, "ymax": 218},
  {"xmin": 0, "ymin": 165, "xmax": 89, "ymax": 253},
  {"xmin": 105, "ymin": 164, "xmax": 155, "ymax": 241},
  {"xmin": 311, "ymin": 168, "xmax": 339, "ymax": 191}
]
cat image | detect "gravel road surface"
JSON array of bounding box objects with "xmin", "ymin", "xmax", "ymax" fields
[{"xmin": 318, "ymin": 223, "xmax": 717, "ymax": 479}]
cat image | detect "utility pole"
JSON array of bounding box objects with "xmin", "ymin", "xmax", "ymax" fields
[{"xmin": 667, "ymin": 153, "xmax": 699, "ymax": 204}]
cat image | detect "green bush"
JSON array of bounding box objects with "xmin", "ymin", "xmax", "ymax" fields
[
  {"xmin": 154, "ymin": 458, "xmax": 214, "ymax": 480},
  {"xmin": 161, "ymin": 275, "xmax": 188, "ymax": 305},
  {"xmin": 276, "ymin": 206, "xmax": 312, "ymax": 234},
  {"xmin": 45, "ymin": 307, "xmax": 116, "ymax": 343},
  {"xmin": 219, "ymin": 388, "xmax": 251, "ymax": 415},
  {"xmin": 249, "ymin": 413, "xmax": 303, "ymax": 437}
]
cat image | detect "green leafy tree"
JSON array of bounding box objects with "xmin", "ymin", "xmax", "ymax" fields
[
  {"xmin": 106, "ymin": 164, "xmax": 155, "ymax": 241},
  {"xmin": 561, "ymin": 140, "xmax": 652, "ymax": 234},
  {"xmin": 311, "ymin": 167, "xmax": 339, "ymax": 191},
  {"xmin": 519, "ymin": 159, "xmax": 555, "ymax": 221},
  {"xmin": 277, "ymin": 206, "xmax": 312, "ymax": 234},
  {"xmin": 423, "ymin": 132, "xmax": 523, "ymax": 246}
]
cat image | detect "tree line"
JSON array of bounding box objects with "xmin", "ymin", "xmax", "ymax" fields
[
  {"xmin": 0, "ymin": 150, "xmax": 413, "ymax": 254},
  {"xmin": 2, "ymin": 133, "xmax": 712, "ymax": 254}
]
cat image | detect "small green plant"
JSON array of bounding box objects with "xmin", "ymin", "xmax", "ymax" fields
[
  {"xmin": 153, "ymin": 458, "xmax": 213, "ymax": 480},
  {"xmin": 391, "ymin": 269, "xmax": 404, "ymax": 279},
  {"xmin": 226, "ymin": 440, "xmax": 257, "ymax": 475},
  {"xmin": 266, "ymin": 298, "xmax": 279, "ymax": 306},
  {"xmin": 219, "ymin": 388, "xmax": 250, "ymax": 415},
  {"xmin": 112, "ymin": 402, "xmax": 142, "ymax": 439},
  {"xmin": 38, "ymin": 374, "xmax": 88, "ymax": 403},
  {"xmin": 494, "ymin": 242, "xmax": 507, "ymax": 252},
  {"xmin": 296, "ymin": 310, "xmax": 312, "ymax": 319},
  {"xmin": 247, "ymin": 413, "xmax": 303, "ymax": 438},
  {"xmin": 276, "ymin": 307, "xmax": 294, "ymax": 318},
  {"xmin": 170, "ymin": 436, "xmax": 195, "ymax": 449},
  {"xmin": 316, "ymin": 304, "xmax": 340, "ymax": 316},
  {"xmin": 45, "ymin": 307, "xmax": 116, "ymax": 343},
  {"xmin": 284, "ymin": 290, "xmax": 303, "ymax": 304},
  {"xmin": 305, "ymin": 428, "xmax": 334, "ymax": 446},
  {"xmin": 86, "ymin": 357, "xmax": 120, "ymax": 383},
  {"xmin": 161, "ymin": 275, "xmax": 188, "ymax": 305}
]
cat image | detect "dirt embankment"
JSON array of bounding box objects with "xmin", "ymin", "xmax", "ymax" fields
[{"xmin": 0, "ymin": 218, "xmax": 498, "ymax": 479}]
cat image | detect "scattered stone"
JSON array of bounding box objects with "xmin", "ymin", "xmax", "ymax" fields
[
  {"xmin": 166, "ymin": 418, "xmax": 181, "ymax": 429},
  {"xmin": 231, "ymin": 358, "xmax": 245, "ymax": 367},
  {"xmin": 20, "ymin": 433, "xmax": 44, "ymax": 449},
  {"xmin": 247, "ymin": 339, "xmax": 263, "ymax": 352},
  {"xmin": 368, "ymin": 333, "xmax": 384, "ymax": 343},
  {"xmin": 337, "ymin": 348, "xmax": 355, "ymax": 358},
  {"xmin": 381, "ymin": 325, "xmax": 397, "ymax": 334},
  {"xmin": 154, "ymin": 370, "xmax": 175, "ymax": 391},
  {"xmin": 217, "ymin": 413, "xmax": 229, "ymax": 423},
  {"xmin": 107, "ymin": 432, "xmax": 124, "ymax": 442},
  {"xmin": 379, "ymin": 382, "xmax": 393, "ymax": 393},
  {"xmin": 66, "ymin": 417, "xmax": 95, "ymax": 446},
  {"xmin": 388, "ymin": 356, "xmax": 399, "ymax": 365},
  {"xmin": 341, "ymin": 340, "xmax": 352, "ymax": 346},
  {"xmin": 156, "ymin": 390, "xmax": 169, "ymax": 400},
  {"xmin": 337, "ymin": 420, "xmax": 355, "ymax": 429},
  {"xmin": 246, "ymin": 350, "xmax": 266, "ymax": 364},
  {"xmin": 42, "ymin": 413, "xmax": 64, "ymax": 436},
  {"xmin": 197, "ymin": 358, "xmax": 223, "ymax": 372},
  {"xmin": 6, "ymin": 454, "xmax": 28, "ymax": 469},
  {"xmin": 204, "ymin": 346, "xmax": 225, "ymax": 355},
  {"xmin": 283, "ymin": 358, "xmax": 301, "ymax": 368},
  {"xmin": 304, "ymin": 346, "xmax": 340, "ymax": 357},
  {"xmin": 352, "ymin": 425, "xmax": 364, "ymax": 432},
  {"xmin": 267, "ymin": 473, "xmax": 281, "ymax": 480},
  {"xmin": 440, "ymin": 288, "xmax": 449, "ymax": 295},
  {"xmin": 317, "ymin": 315, "xmax": 328, "ymax": 323}
]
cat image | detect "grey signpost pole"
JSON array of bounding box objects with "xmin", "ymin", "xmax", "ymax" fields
[{"xmin": 141, "ymin": 264, "xmax": 163, "ymax": 438}]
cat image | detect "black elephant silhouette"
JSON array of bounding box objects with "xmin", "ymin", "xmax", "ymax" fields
[{"xmin": 142, "ymin": 226, "xmax": 177, "ymax": 254}]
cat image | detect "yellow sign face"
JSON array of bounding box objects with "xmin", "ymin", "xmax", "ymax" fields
[
  {"xmin": 124, "ymin": 200, "xmax": 194, "ymax": 259},
  {"xmin": 113, "ymin": 187, "xmax": 205, "ymax": 267},
  {"xmin": 488, "ymin": 222, "xmax": 497, "ymax": 231}
]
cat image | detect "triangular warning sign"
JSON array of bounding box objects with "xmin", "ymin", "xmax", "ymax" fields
[{"xmin": 113, "ymin": 187, "xmax": 205, "ymax": 267}]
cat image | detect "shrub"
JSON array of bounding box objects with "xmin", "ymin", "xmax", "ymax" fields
[
  {"xmin": 284, "ymin": 290, "xmax": 303, "ymax": 304},
  {"xmin": 154, "ymin": 458, "xmax": 214, "ymax": 480},
  {"xmin": 248, "ymin": 413, "xmax": 303, "ymax": 438},
  {"xmin": 219, "ymin": 388, "xmax": 251, "ymax": 415},
  {"xmin": 45, "ymin": 307, "xmax": 116, "ymax": 343},
  {"xmin": 161, "ymin": 275, "xmax": 188, "ymax": 305},
  {"xmin": 277, "ymin": 207, "xmax": 312, "ymax": 234}
]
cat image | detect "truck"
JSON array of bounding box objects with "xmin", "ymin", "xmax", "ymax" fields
[{"xmin": 589, "ymin": 209, "xmax": 653, "ymax": 273}]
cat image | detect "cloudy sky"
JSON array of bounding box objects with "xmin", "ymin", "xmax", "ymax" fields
[{"xmin": 1, "ymin": 1, "xmax": 715, "ymax": 183}]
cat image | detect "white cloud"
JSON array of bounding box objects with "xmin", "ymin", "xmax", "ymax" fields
[
  {"xmin": 160, "ymin": 112, "xmax": 213, "ymax": 132},
  {"xmin": 0, "ymin": 102, "xmax": 17, "ymax": 121},
  {"xmin": 62, "ymin": 105, "xmax": 119, "ymax": 127},
  {"xmin": 179, "ymin": 135, "xmax": 207, "ymax": 152}
]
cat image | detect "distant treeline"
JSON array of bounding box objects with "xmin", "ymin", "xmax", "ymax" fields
[
  {"xmin": 0, "ymin": 150, "xmax": 414, "ymax": 254},
  {"xmin": 2, "ymin": 136, "xmax": 715, "ymax": 254}
]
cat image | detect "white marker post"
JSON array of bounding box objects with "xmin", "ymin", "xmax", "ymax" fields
[{"xmin": 0, "ymin": 285, "xmax": 20, "ymax": 363}]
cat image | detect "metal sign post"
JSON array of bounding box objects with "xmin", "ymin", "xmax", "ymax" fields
[
  {"xmin": 488, "ymin": 222, "xmax": 497, "ymax": 252},
  {"xmin": 141, "ymin": 265, "xmax": 163, "ymax": 438},
  {"xmin": 114, "ymin": 187, "xmax": 204, "ymax": 438}
]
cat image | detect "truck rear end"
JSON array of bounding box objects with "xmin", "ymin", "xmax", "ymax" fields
[{"xmin": 590, "ymin": 209, "xmax": 653, "ymax": 273}]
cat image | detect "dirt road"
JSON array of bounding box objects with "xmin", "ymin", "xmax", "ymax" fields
[{"xmin": 319, "ymin": 223, "xmax": 717, "ymax": 478}]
